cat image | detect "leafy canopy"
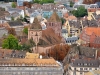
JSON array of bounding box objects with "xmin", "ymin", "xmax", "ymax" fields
[
  {"xmin": 33, "ymin": 0, "xmax": 54, "ymax": 4},
  {"xmin": 72, "ymin": 6, "xmax": 88, "ymax": 18},
  {"xmin": 2, "ymin": 34, "xmax": 21, "ymax": 50},
  {"xmin": 11, "ymin": 2, "xmax": 16, "ymax": 8},
  {"xmin": 23, "ymin": 27, "xmax": 28, "ymax": 35},
  {"xmin": 70, "ymin": 1, "xmax": 74, "ymax": 7}
]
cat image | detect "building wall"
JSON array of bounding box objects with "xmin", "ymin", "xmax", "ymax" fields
[
  {"xmin": 46, "ymin": 22, "xmax": 62, "ymax": 36},
  {"xmin": 0, "ymin": 66, "xmax": 63, "ymax": 75},
  {"xmin": 67, "ymin": 65, "xmax": 99, "ymax": 75},
  {"xmin": 28, "ymin": 29, "xmax": 42, "ymax": 44}
]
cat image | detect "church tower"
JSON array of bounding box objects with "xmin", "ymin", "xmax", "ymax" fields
[
  {"xmin": 28, "ymin": 17, "xmax": 42, "ymax": 53},
  {"xmin": 46, "ymin": 12, "xmax": 62, "ymax": 36}
]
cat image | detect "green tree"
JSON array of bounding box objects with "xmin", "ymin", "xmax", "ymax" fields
[
  {"xmin": 61, "ymin": 18, "xmax": 66, "ymax": 25},
  {"xmin": 21, "ymin": 39, "xmax": 35, "ymax": 52},
  {"xmin": 34, "ymin": 0, "xmax": 40, "ymax": 3},
  {"xmin": 23, "ymin": 27, "xmax": 28, "ymax": 35},
  {"xmin": 11, "ymin": 2, "xmax": 16, "ymax": 8},
  {"xmin": 72, "ymin": 6, "xmax": 88, "ymax": 18},
  {"xmin": 33, "ymin": 0, "xmax": 54, "ymax": 4},
  {"xmin": 11, "ymin": 16, "xmax": 14, "ymax": 21},
  {"xmin": 2, "ymin": 34, "xmax": 21, "ymax": 50},
  {"xmin": 70, "ymin": 1, "xmax": 74, "ymax": 7}
]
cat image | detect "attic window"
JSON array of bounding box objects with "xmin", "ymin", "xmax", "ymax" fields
[
  {"xmin": 84, "ymin": 63, "xmax": 87, "ymax": 66},
  {"xmin": 78, "ymin": 63, "xmax": 80, "ymax": 65}
]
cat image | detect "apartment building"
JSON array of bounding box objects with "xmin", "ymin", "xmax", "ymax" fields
[
  {"xmin": 67, "ymin": 59, "xmax": 100, "ymax": 75},
  {"xmin": 0, "ymin": 58, "xmax": 64, "ymax": 75}
]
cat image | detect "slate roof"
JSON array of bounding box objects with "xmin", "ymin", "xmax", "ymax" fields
[
  {"xmin": 67, "ymin": 46, "xmax": 96, "ymax": 59},
  {"xmin": 6, "ymin": 12, "xmax": 20, "ymax": 18},
  {"xmin": 96, "ymin": 2, "xmax": 100, "ymax": 7},
  {"xmin": 7, "ymin": 7, "xmax": 22, "ymax": 13},
  {"xmin": 0, "ymin": 49, "xmax": 26, "ymax": 59},
  {"xmin": 89, "ymin": 4, "xmax": 99, "ymax": 8},
  {"xmin": 66, "ymin": 37, "xmax": 78, "ymax": 43},
  {"xmin": 30, "ymin": 10, "xmax": 41, "ymax": 17},
  {"xmin": 71, "ymin": 59, "xmax": 99, "ymax": 67},
  {"xmin": 69, "ymin": 20, "xmax": 82, "ymax": 28},
  {"xmin": 62, "ymin": 29, "xmax": 68, "ymax": 33},
  {"xmin": 8, "ymin": 21, "xmax": 23, "ymax": 27},
  {"xmin": 83, "ymin": 20, "xmax": 98, "ymax": 27},
  {"xmin": 88, "ymin": 20, "xmax": 98, "ymax": 27}
]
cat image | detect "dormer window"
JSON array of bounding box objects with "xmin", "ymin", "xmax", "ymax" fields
[
  {"xmin": 78, "ymin": 63, "xmax": 80, "ymax": 66},
  {"xmin": 84, "ymin": 63, "xmax": 87, "ymax": 66}
]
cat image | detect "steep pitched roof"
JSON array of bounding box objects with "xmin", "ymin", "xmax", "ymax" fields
[
  {"xmin": 48, "ymin": 12, "xmax": 61, "ymax": 22},
  {"xmin": 84, "ymin": 27, "xmax": 100, "ymax": 36},
  {"xmin": 8, "ymin": 21, "xmax": 23, "ymax": 27},
  {"xmin": 38, "ymin": 28, "xmax": 62, "ymax": 46},
  {"xmin": 30, "ymin": 17, "xmax": 42, "ymax": 30}
]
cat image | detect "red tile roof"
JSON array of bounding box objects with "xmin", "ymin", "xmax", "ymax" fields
[{"xmin": 84, "ymin": 27, "xmax": 100, "ymax": 36}]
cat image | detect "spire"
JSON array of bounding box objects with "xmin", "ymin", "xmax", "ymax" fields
[
  {"xmin": 30, "ymin": 17, "xmax": 42, "ymax": 30},
  {"xmin": 48, "ymin": 12, "xmax": 61, "ymax": 22}
]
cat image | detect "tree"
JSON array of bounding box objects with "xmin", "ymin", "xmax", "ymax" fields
[
  {"xmin": 48, "ymin": 44, "xmax": 70, "ymax": 61},
  {"xmin": 21, "ymin": 38, "xmax": 36, "ymax": 52},
  {"xmin": 61, "ymin": 18, "xmax": 66, "ymax": 25},
  {"xmin": 23, "ymin": 27, "xmax": 28, "ymax": 35},
  {"xmin": 21, "ymin": 44, "xmax": 32, "ymax": 52},
  {"xmin": 8, "ymin": 28, "xmax": 16, "ymax": 35},
  {"xmin": 11, "ymin": 16, "xmax": 14, "ymax": 21},
  {"xmin": 32, "ymin": 0, "xmax": 54, "ymax": 4},
  {"xmin": 23, "ymin": 1, "xmax": 31, "ymax": 8},
  {"xmin": 11, "ymin": 2, "xmax": 16, "ymax": 8},
  {"xmin": 70, "ymin": 1, "xmax": 74, "ymax": 7},
  {"xmin": 72, "ymin": 6, "xmax": 88, "ymax": 18},
  {"xmin": 2, "ymin": 34, "xmax": 21, "ymax": 50}
]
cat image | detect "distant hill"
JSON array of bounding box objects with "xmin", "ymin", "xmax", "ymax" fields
[{"xmin": 83, "ymin": 0, "xmax": 100, "ymax": 4}]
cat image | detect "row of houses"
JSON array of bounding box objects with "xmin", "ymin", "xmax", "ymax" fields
[{"xmin": 63, "ymin": 45, "xmax": 100, "ymax": 75}]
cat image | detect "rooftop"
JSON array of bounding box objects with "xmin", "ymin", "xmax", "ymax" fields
[
  {"xmin": 84, "ymin": 27, "xmax": 100, "ymax": 36},
  {"xmin": 71, "ymin": 59, "xmax": 99, "ymax": 67},
  {"xmin": 8, "ymin": 21, "xmax": 23, "ymax": 27},
  {"xmin": 38, "ymin": 28, "xmax": 62, "ymax": 46},
  {"xmin": 30, "ymin": 17, "xmax": 42, "ymax": 30},
  {"xmin": 0, "ymin": 58, "xmax": 59, "ymax": 67},
  {"xmin": 48, "ymin": 12, "xmax": 61, "ymax": 22}
]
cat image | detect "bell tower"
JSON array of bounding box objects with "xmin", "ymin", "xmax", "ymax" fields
[{"xmin": 28, "ymin": 17, "xmax": 42, "ymax": 53}]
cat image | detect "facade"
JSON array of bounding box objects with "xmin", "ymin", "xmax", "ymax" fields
[
  {"xmin": 0, "ymin": 58, "xmax": 64, "ymax": 75},
  {"xmin": 64, "ymin": 20, "xmax": 81, "ymax": 37},
  {"xmin": 28, "ymin": 17, "xmax": 42, "ymax": 53},
  {"xmin": 67, "ymin": 59, "xmax": 100, "ymax": 75},
  {"xmin": 80, "ymin": 27, "xmax": 100, "ymax": 48},
  {"xmin": 84, "ymin": 70, "xmax": 100, "ymax": 75}
]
